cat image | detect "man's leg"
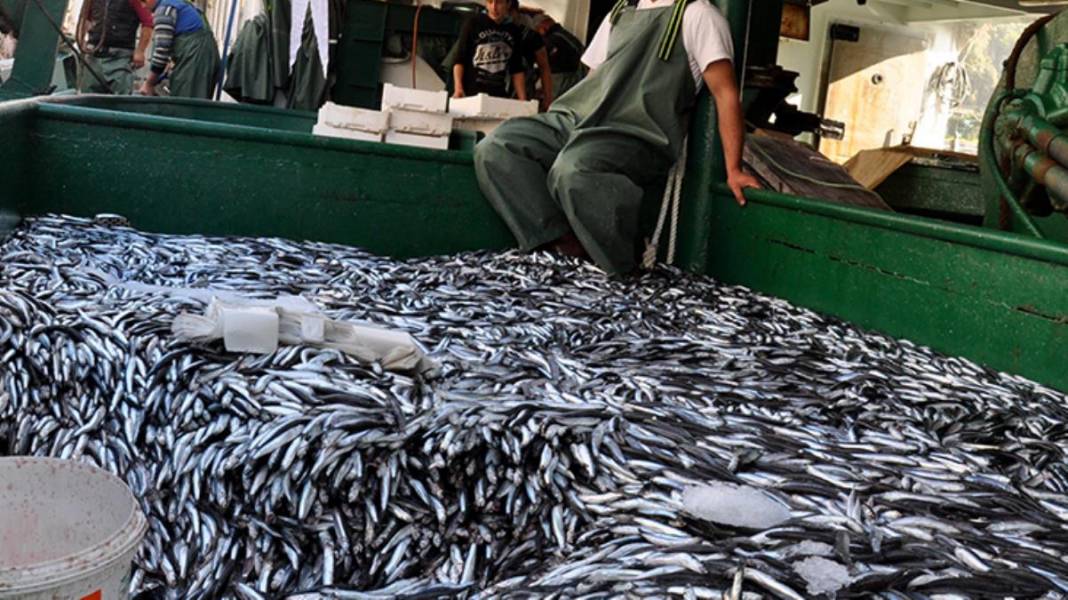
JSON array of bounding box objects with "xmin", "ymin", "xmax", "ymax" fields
[
  {"xmin": 78, "ymin": 51, "xmax": 134, "ymax": 94},
  {"xmin": 547, "ymin": 131, "xmax": 672, "ymax": 275},
  {"xmin": 103, "ymin": 51, "xmax": 135, "ymax": 94},
  {"xmin": 78, "ymin": 54, "xmax": 108, "ymax": 93},
  {"xmin": 474, "ymin": 112, "xmax": 576, "ymax": 251}
]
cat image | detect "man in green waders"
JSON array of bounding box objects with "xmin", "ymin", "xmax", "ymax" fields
[
  {"xmin": 474, "ymin": 0, "xmax": 760, "ymax": 275},
  {"xmin": 75, "ymin": 0, "xmax": 154, "ymax": 93},
  {"xmin": 139, "ymin": 0, "xmax": 219, "ymax": 98}
]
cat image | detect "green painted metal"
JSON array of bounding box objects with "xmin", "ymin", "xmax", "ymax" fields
[
  {"xmin": 704, "ymin": 184, "xmax": 1068, "ymax": 392},
  {"xmin": 981, "ymin": 90, "xmax": 1046, "ymax": 238},
  {"xmin": 875, "ymin": 164, "xmax": 985, "ymax": 220},
  {"xmin": 0, "ymin": 98, "xmax": 33, "ymax": 235},
  {"xmin": 981, "ymin": 20, "xmax": 1068, "ymax": 243},
  {"xmin": 0, "ymin": 0, "xmax": 67, "ymax": 99},
  {"xmin": 48, "ymin": 95, "xmax": 318, "ymax": 132},
  {"xmin": 17, "ymin": 101, "xmax": 514, "ymax": 257}
]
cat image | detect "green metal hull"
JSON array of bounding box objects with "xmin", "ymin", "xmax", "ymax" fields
[{"xmin": 1, "ymin": 96, "xmax": 1065, "ymax": 392}]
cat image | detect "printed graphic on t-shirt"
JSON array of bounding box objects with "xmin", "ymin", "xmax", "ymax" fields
[
  {"xmin": 458, "ymin": 16, "xmax": 523, "ymax": 97},
  {"xmin": 473, "ymin": 41, "xmax": 511, "ymax": 74}
]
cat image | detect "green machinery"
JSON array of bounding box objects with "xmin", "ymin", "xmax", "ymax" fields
[
  {"xmin": 0, "ymin": 0, "xmax": 1065, "ymax": 391},
  {"xmin": 984, "ymin": 13, "xmax": 1068, "ymax": 243}
]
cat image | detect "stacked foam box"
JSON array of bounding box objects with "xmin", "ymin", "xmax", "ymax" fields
[
  {"xmin": 381, "ymin": 84, "xmax": 452, "ymax": 150},
  {"xmin": 449, "ymin": 94, "xmax": 539, "ymax": 135},
  {"xmin": 312, "ymin": 102, "xmax": 389, "ymax": 142}
]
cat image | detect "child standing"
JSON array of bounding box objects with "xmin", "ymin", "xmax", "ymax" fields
[{"xmin": 452, "ymin": 0, "xmax": 527, "ymax": 100}]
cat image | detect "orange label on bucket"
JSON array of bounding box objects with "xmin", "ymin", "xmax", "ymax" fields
[{"xmin": 81, "ymin": 592, "xmax": 102, "ymax": 600}]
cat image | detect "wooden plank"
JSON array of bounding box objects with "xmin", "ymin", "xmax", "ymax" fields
[
  {"xmin": 843, "ymin": 148, "xmax": 913, "ymax": 189},
  {"xmin": 819, "ymin": 27, "xmax": 928, "ymax": 164}
]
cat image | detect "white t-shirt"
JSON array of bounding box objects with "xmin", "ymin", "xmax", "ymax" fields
[{"xmin": 581, "ymin": 0, "xmax": 733, "ymax": 90}]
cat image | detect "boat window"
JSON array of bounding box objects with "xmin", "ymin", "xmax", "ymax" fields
[{"xmin": 778, "ymin": 0, "xmax": 1039, "ymax": 161}]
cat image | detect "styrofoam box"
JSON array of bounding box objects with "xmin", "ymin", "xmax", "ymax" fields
[
  {"xmin": 385, "ymin": 129, "xmax": 450, "ymax": 150},
  {"xmin": 313, "ymin": 123, "xmax": 383, "ymax": 143},
  {"xmin": 388, "ymin": 108, "xmax": 454, "ymax": 136},
  {"xmin": 453, "ymin": 117, "xmax": 506, "ymax": 136},
  {"xmin": 317, "ymin": 102, "xmax": 389, "ymax": 133},
  {"xmin": 381, "ymin": 83, "xmax": 448, "ymax": 113},
  {"xmin": 449, "ymin": 93, "xmax": 538, "ymax": 119}
]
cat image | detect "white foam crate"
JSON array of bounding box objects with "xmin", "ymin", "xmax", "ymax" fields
[
  {"xmin": 448, "ymin": 93, "xmax": 538, "ymax": 119},
  {"xmin": 385, "ymin": 129, "xmax": 450, "ymax": 150},
  {"xmin": 388, "ymin": 108, "xmax": 454, "ymax": 136},
  {"xmin": 313, "ymin": 123, "xmax": 383, "ymax": 143},
  {"xmin": 381, "ymin": 84, "xmax": 448, "ymax": 113},
  {"xmin": 453, "ymin": 117, "xmax": 506, "ymax": 136},
  {"xmin": 317, "ymin": 102, "xmax": 389, "ymax": 133}
]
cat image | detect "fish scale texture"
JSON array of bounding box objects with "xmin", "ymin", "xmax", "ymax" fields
[{"xmin": 0, "ymin": 214, "xmax": 1067, "ymax": 599}]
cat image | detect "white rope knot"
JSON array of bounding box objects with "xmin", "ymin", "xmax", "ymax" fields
[{"xmin": 642, "ymin": 137, "xmax": 687, "ymax": 270}]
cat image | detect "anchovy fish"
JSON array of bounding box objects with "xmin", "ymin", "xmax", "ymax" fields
[{"xmin": 0, "ymin": 214, "xmax": 1067, "ymax": 599}]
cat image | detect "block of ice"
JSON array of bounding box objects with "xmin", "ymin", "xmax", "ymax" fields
[
  {"xmin": 792, "ymin": 556, "xmax": 851, "ymax": 595},
  {"xmin": 681, "ymin": 483, "xmax": 791, "ymax": 529},
  {"xmin": 783, "ymin": 540, "xmax": 835, "ymax": 558}
]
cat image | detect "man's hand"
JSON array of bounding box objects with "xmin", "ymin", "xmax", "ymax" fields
[
  {"xmin": 704, "ymin": 60, "xmax": 761, "ymax": 207},
  {"xmin": 139, "ymin": 81, "xmax": 157, "ymax": 96},
  {"xmin": 131, "ymin": 50, "xmax": 146, "ymax": 68},
  {"xmin": 727, "ymin": 170, "xmax": 761, "ymax": 207},
  {"xmin": 453, "ymin": 87, "xmax": 464, "ymax": 99}
]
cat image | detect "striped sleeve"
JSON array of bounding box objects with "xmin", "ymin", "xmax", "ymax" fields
[{"xmin": 149, "ymin": 4, "xmax": 177, "ymax": 75}]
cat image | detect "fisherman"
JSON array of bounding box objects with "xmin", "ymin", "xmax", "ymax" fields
[
  {"xmin": 75, "ymin": 0, "xmax": 154, "ymax": 94},
  {"xmin": 474, "ymin": 0, "xmax": 760, "ymax": 274},
  {"xmin": 452, "ymin": 0, "xmax": 528, "ymax": 101},
  {"xmin": 138, "ymin": 0, "xmax": 220, "ymax": 98},
  {"xmin": 531, "ymin": 13, "xmax": 584, "ymax": 99}
]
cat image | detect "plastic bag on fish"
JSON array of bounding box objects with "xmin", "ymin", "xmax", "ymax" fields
[{"xmin": 173, "ymin": 299, "xmax": 437, "ymax": 374}]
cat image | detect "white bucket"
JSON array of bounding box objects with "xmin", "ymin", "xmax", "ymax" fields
[{"xmin": 0, "ymin": 457, "xmax": 147, "ymax": 599}]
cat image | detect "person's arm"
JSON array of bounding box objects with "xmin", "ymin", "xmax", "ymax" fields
[
  {"xmin": 512, "ymin": 71, "xmax": 527, "ymax": 100},
  {"xmin": 702, "ymin": 59, "xmax": 760, "ymax": 206},
  {"xmin": 534, "ymin": 47, "xmax": 552, "ymax": 110},
  {"xmin": 139, "ymin": 3, "xmax": 176, "ymax": 95},
  {"xmin": 133, "ymin": 26, "xmax": 152, "ymax": 67},
  {"xmin": 452, "ymin": 17, "xmax": 475, "ymax": 98},
  {"xmin": 129, "ymin": 0, "xmax": 153, "ymax": 67},
  {"xmin": 453, "ymin": 64, "xmax": 465, "ymax": 98}
]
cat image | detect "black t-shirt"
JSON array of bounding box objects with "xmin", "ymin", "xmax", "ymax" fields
[
  {"xmin": 455, "ymin": 14, "xmax": 526, "ymax": 98},
  {"xmin": 518, "ymin": 22, "xmax": 545, "ymax": 69},
  {"xmin": 544, "ymin": 24, "xmax": 583, "ymax": 73}
]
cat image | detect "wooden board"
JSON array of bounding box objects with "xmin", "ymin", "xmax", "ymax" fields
[
  {"xmin": 844, "ymin": 148, "xmax": 913, "ymax": 189},
  {"xmin": 819, "ymin": 26, "xmax": 928, "ymax": 165}
]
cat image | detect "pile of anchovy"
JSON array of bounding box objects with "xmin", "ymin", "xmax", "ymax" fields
[{"xmin": 1, "ymin": 214, "xmax": 1067, "ymax": 599}]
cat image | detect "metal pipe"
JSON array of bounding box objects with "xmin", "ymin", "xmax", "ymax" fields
[
  {"xmin": 1016, "ymin": 111, "xmax": 1068, "ymax": 172},
  {"xmin": 981, "ymin": 90, "xmax": 1045, "ymax": 239},
  {"xmin": 1015, "ymin": 141, "xmax": 1068, "ymax": 211}
]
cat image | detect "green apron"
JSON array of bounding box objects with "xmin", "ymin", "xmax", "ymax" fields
[
  {"xmin": 169, "ymin": 26, "xmax": 220, "ymax": 99},
  {"xmin": 224, "ymin": 13, "xmax": 273, "ymax": 103},
  {"xmin": 474, "ymin": 0, "xmax": 697, "ymax": 274},
  {"xmin": 78, "ymin": 48, "xmax": 135, "ymax": 94}
]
